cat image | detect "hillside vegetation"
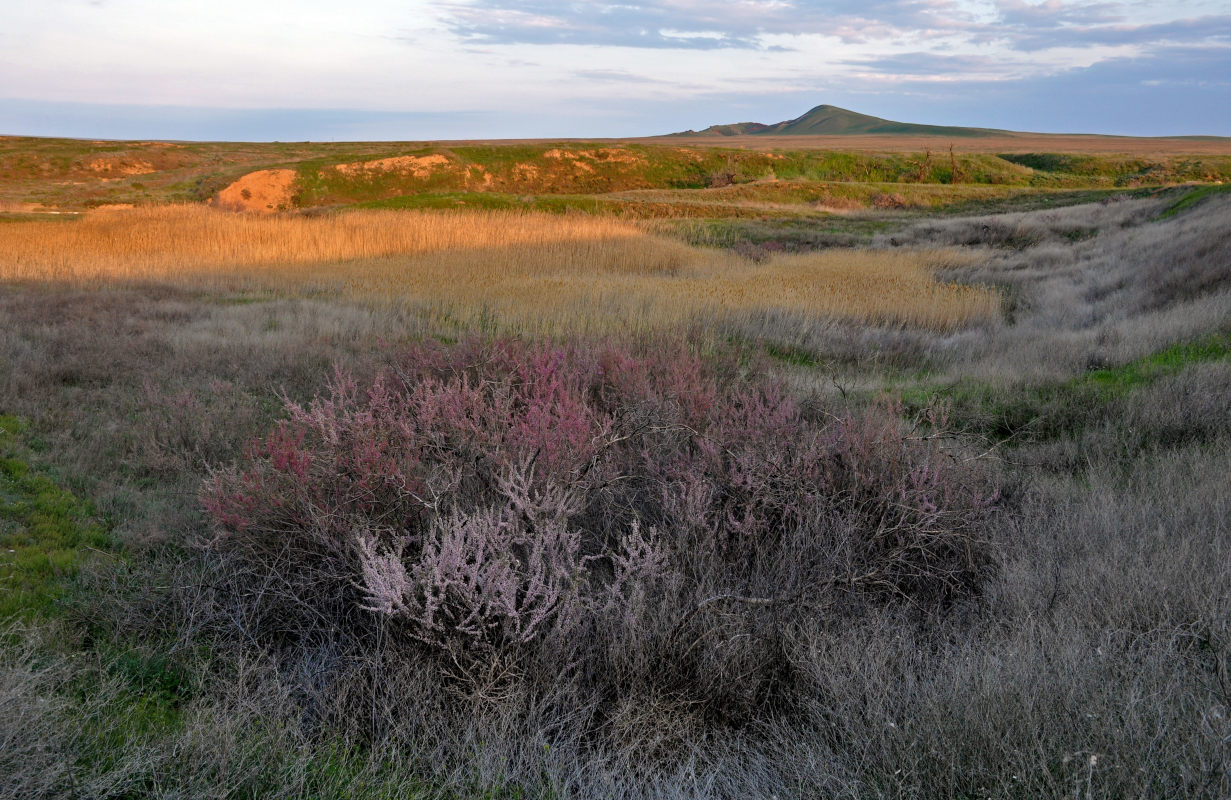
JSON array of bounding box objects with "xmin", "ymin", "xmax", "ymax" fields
[
  {"xmin": 3, "ymin": 134, "xmax": 1230, "ymax": 215},
  {"xmin": 0, "ymin": 132, "xmax": 1229, "ymax": 798}
]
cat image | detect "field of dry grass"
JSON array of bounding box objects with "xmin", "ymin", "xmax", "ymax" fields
[
  {"xmin": 0, "ymin": 205, "xmax": 1000, "ymax": 332},
  {"xmin": 2, "ymin": 139, "xmax": 1229, "ymax": 799}
]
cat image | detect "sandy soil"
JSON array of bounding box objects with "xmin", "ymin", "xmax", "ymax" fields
[
  {"xmin": 334, "ymin": 154, "xmax": 452, "ymax": 178},
  {"xmin": 83, "ymin": 156, "xmax": 156, "ymax": 176},
  {"xmin": 213, "ymin": 169, "xmax": 297, "ymax": 212}
]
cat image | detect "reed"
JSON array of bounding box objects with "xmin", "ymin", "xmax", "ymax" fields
[{"xmin": 0, "ymin": 205, "xmax": 999, "ymax": 332}]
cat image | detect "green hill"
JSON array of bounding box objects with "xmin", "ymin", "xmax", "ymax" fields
[{"xmin": 673, "ymin": 104, "xmax": 1009, "ymax": 138}]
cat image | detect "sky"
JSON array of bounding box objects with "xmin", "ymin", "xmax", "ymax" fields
[{"xmin": 1, "ymin": 0, "xmax": 1229, "ymax": 140}]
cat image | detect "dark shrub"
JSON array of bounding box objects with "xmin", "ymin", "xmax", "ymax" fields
[{"xmin": 203, "ymin": 338, "xmax": 997, "ymax": 722}]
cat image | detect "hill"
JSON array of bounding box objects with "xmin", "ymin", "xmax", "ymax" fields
[
  {"xmin": 672, "ymin": 104, "xmax": 1009, "ymax": 138},
  {"xmin": 3, "ymin": 133, "xmax": 1231, "ymax": 214}
]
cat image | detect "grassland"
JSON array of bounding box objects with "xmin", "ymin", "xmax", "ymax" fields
[
  {"xmin": 0, "ymin": 205, "xmax": 999, "ymax": 332},
  {"xmin": 0, "ymin": 133, "xmax": 1229, "ymax": 799},
  {"xmin": 3, "ymin": 133, "xmax": 1230, "ymax": 214}
]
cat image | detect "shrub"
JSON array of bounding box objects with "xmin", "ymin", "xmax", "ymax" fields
[{"xmin": 203, "ymin": 338, "xmax": 997, "ymax": 721}]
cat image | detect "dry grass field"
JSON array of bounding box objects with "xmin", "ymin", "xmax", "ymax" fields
[
  {"xmin": 1, "ymin": 136, "xmax": 1229, "ymax": 800},
  {"xmin": 0, "ymin": 205, "xmax": 999, "ymax": 332}
]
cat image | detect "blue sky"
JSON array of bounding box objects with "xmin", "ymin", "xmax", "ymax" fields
[{"xmin": 2, "ymin": 0, "xmax": 1228, "ymax": 140}]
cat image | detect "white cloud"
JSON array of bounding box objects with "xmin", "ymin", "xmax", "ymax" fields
[{"xmin": 0, "ymin": 0, "xmax": 1225, "ymax": 136}]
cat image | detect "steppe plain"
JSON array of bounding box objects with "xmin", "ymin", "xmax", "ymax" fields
[{"xmin": 1, "ymin": 127, "xmax": 1230, "ymax": 798}]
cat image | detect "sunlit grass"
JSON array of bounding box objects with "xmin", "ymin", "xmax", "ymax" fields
[{"xmin": 0, "ymin": 205, "xmax": 1000, "ymax": 332}]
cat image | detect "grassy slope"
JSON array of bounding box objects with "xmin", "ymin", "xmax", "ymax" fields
[
  {"xmin": 4, "ymin": 135, "xmax": 1231, "ymax": 214},
  {"xmin": 1156, "ymin": 181, "xmax": 1231, "ymax": 218}
]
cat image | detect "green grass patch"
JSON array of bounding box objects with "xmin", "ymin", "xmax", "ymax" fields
[
  {"xmin": 1156, "ymin": 182, "xmax": 1231, "ymax": 219},
  {"xmin": 358, "ymin": 192, "xmax": 528, "ymax": 212},
  {"xmin": 1083, "ymin": 333, "xmax": 1231, "ymax": 394},
  {"xmin": 897, "ymin": 332, "xmax": 1231, "ymax": 443},
  {"xmin": 998, "ymin": 154, "xmax": 1231, "ymax": 186},
  {"xmin": 0, "ymin": 415, "xmax": 193, "ymax": 782},
  {"xmin": 355, "ymin": 191, "xmax": 616, "ymax": 214},
  {"xmin": 762, "ymin": 341, "xmax": 829, "ymax": 369},
  {"xmin": 0, "ymin": 414, "xmax": 111, "ymax": 620},
  {"xmin": 0, "ymin": 211, "xmax": 84, "ymax": 224},
  {"xmin": 663, "ymin": 215, "xmax": 898, "ymax": 249}
]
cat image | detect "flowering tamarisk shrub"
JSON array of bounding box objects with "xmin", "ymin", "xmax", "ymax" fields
[{"xmin": 203, "ymin": 337, "xmax": 997, "ymax": 715}]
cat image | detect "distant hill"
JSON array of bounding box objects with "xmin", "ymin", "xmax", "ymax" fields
[{"xmin": 671, "ymin": 105, "xmax": 1009, "ymax": 138}]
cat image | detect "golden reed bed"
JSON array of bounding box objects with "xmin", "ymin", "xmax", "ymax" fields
[{"xmin": 0, "ymin": 205, "xmax": 999, "ymax": 333}]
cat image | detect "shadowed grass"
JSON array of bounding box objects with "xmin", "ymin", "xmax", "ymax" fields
[
  {"xmin": 0, "ymin": 414, "xmax": 110, "ymax": 620},
  {"xmin": 1156, "ymin": 182, "xmax": 1231, "ymax": 219},
  {"xmin": 897, "ymin": 331, "xmax": 1231, "ymax": 445}
]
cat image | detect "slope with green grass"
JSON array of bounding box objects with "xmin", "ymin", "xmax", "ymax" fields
[{"xmin": 6, "ymin": 134, "xmax": 1231, "ymax": 214}]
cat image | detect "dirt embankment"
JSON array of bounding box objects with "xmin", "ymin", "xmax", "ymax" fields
[
  {"xmin": 334, "ymin": 154, "xmax": 452, "ymax": 178},
  {"xmin": 67, "ymin": 147, "xmax": 196, "ymax": 178},
  {"xmin": 82, "ymin": 156, "xmax": 157, "ymax": 176},
  {"xmin": 213, "ymin": 169, "xmax": 298, "ymax": 212}
]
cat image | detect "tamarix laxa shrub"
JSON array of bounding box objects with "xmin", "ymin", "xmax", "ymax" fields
[{"xmin": 203, "ymin": 337, "xmax": 998, "ymax": 713}]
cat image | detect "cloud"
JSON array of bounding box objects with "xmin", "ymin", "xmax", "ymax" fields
[
  {"xmin": 994, "ymin": 7, "xmax": 1231, "ymax": 51},
  {"xmin": 993, "ymin": 0, "xmax": 1124, "ymax": 28},
  {"xmin": 849, "ymin": 52, "xmax": 1006, "ymax": 78},
  {"xmin": 5, "ymin": 1, "xmax": 1228, "ymax": 140},
  {"xmin": 432, "ymin": 0, "xmax": 1231, "ymax": 60},
  {"xmin": 437, "ymin": 2, "xmax": 755, "ymax": 49},
  {"xmin": 434, "ymin": 0, "xmax": 975, "ymax": 49},
  {"xmin": 572, "ymin": 69, "xmax": 670, "ymax": 84}
]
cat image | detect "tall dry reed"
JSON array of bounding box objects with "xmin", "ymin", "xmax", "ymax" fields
[{"xmin": 0, "ymin": 205, "xmax": 999, "ymax": 332}]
